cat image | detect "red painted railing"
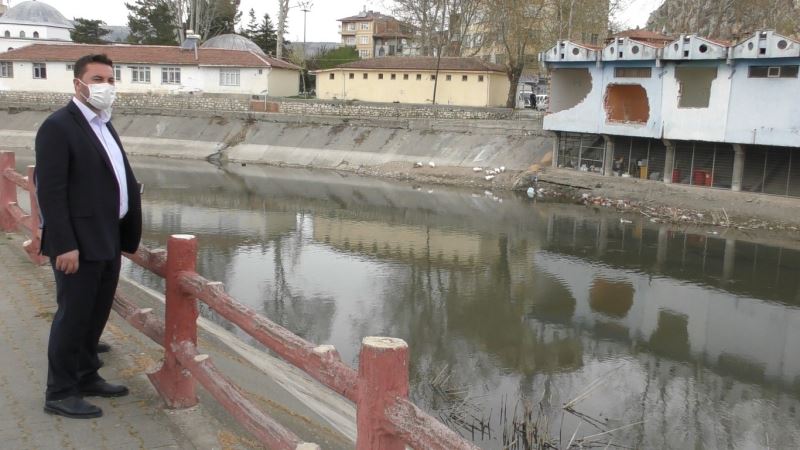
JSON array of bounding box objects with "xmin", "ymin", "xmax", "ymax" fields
[{"xmin": 1, "ymin": 151, "xmax": 479, "ymax": 450}]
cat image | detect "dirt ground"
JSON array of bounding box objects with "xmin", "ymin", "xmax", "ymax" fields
[{"xmin": 337, "ymin": 161, "xmax": 800, "ymax": 239}]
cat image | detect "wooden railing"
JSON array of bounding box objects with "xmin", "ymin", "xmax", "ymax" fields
[{"xmin": 1, "ymin": 151, "xmax": 478, "ymax": 450}]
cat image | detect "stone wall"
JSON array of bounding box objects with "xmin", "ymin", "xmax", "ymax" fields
[
  {"xmin": 264, "ymin": 99, "xmax": 516, "ymax": 120},
  {"xmin": 0, "ymin": 90, "xmax": 515, "ymax": 120},
  {"xmin": 0, "ymin": 91, "xmax": 250, "ymax": 112}
]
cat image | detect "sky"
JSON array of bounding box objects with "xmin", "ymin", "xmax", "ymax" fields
[{"xmin": 8, "ymin": 0, "xmax": 665, "ymax": 43}]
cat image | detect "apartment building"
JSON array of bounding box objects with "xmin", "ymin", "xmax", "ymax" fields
[{"xmin": 338, "ymin": 9, "xmax": 417, "ymax": 59}]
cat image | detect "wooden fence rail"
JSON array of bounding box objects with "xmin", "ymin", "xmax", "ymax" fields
[{"xmin": 1, "ymin": 151, "xmax": 479, "ymax": 450}]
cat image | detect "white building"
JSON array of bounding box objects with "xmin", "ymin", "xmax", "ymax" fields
[
  {"xmin": 540, "ymin": 30, "xmax": 800, "ymax": 197},
  {"xmin": 0, "ymin": 40, "xmax": 301, "ymax": 97},
  {"xmin": 0, "ymin": 0, "xmax": 74, "ymax": 51}
]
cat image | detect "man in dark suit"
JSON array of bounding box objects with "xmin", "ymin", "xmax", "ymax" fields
[{"xmin": 35, "ymin": 54, "xmax": 142, "ymax": 419}]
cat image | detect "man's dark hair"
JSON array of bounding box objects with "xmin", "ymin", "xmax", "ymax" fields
[{"xmin": 74, "ymin": 54, "xmax": 114, "ymax": 80}]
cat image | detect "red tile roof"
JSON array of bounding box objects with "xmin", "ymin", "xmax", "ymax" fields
[
  {"xmin": 0, "ymin": 43, "xmax": 301, "ymax": 70},
  {"xmin": 613, "ymin": 29, "xmax": 674, "ymax": 43},
  {"xmin": 321, "ymin": 56, "xmax": 507, "ymax": 73}
]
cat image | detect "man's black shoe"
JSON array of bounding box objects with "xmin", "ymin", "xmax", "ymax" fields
[
  {"xmin": 79, "ymin": 380, "xmax": 129, "ymax": 398},
  {"xmin": 96, "ymin": 341, "xmax": 111, "ymax": 353},
  {"xmin": 44, "ymin": 396, "xmax": 102, "ymax": 419}
]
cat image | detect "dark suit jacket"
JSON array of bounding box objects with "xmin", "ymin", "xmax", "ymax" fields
[{"xmin": 35, "ymin": 100, "xmax": 142, "ymax": 261}]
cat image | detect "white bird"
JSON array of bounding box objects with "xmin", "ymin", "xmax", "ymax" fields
[
  {"xmin": 620, "ymin": 219, "xmax": 632, "ymax": 224},
  {"xmin": 485, "ymin": 175, "xmax": 495, "ymax": 181},
  {"xmin": 414, "ymin": 162, "xmax": 423, "ymax": 168},
  {"xmin": 526, "ymin": 187, "xmax": 535, "ymax": 198},
  {"xmin": 428, "ymin": 161, "xmax": 436, "ymax": 168},
  {"xmin": 473, "ymin": 167, "xmax": 483, "ymax": 172},
  {"xmin": 500, "ymin": 166, "xmax": 506, "ymax": 173},
  {"xmin": 484, "ymin": 190, "xmax": 493, "ymax": 196}
]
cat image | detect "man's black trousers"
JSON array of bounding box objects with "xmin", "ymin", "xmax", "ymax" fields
[{"xmin": 46, "ymin": 255, "xmax": 121, "ymax": 401}]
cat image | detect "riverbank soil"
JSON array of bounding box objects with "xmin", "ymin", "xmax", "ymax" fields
[{"xmin": 333, "ymin": 160, "xmax": 800, "ymax": 235}]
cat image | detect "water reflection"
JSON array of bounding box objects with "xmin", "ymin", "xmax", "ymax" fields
[{"xmin": 121, "ymin": 156, "xmax": 800, "ymax": 449}]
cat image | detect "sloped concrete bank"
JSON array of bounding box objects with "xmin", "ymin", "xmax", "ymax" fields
[{"xmin": 0, "ymin": 107, "xmax": 552, "ymax": 180}]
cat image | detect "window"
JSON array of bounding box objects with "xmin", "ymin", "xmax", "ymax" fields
[
  {"xmin": 478, "ymin": 75, "xmax": 484, "ymax": 82},
  {"xmin": 749, "ymin": 65, "xmax": 799, "ymax": 78},
  {"xmin": 33, "ymin": 31, "xmax": 39, "ymax": 39},
  {"xmin": 430, "ymin": 74, "xmax": 436, "ymax": 80},
  {"xmin": 378, "ymin": 73, "xmax": 383, "ymax": 79},
  {"xmin": 359, "ymin": 36, "xmax": 369, "ymax": 45},
  {"xmin": 114, "ymin": 66, "xmax": 121, "ymax": 82},
  {"xmin": 403, "ymin": 74, "xmax": 409, "ymax": 80},
  {"xmin": 349, "ymin": 72, "xmax": 354, "ymax": 79},
  {"xmin": 19, "ymin": 31, "xmax": 25, "ymax": 38},
  {"xmin": 162, "ymin": 67, "xmax": 181, "ymax": 84},
  {"xmin": 3, "ymin": 31, "xmax": 8, "ymax": 38},
  {"xmin": 358, "ymin": 49, "xmax": 370, "ymax": 58},
  {"xmin": 462, "ymin": 75, "xmax": 468, "ymax": 81},
  {"xmin": 346, "ymin": 37, "xmax": 356, "ymax": 45},
  {"xmin": 347, "ymin": 23, "xmax": 355, "ymax": 31},
  {"xmin": 416, "ymin": 74, "xmax": 421, "ymax": 80},
  {"xmin": 390, "ymin": 73, "xmax": 396, "ymax": 80},
  {"xmin": 219, "ymin": 68, "xmax": 240, "ymax": 86},
  {"xmin": 66, "ymin": 64, "xmax": 73, "ymax": 72},
  {"xmin": 0, "ymin": 61, "xmax": 12, "ymax": 78},
  {"xmin": 32, "ymin": 62, "xmax": 46, "ymax": 79},
  {"xmin": 360, "ymin": 22, "xmax": 370, "ymax": 30},
  {"xmin": 614, "ymin": 67, "xmax": 652, "ymax": 78},
  {"xmin": 131, "ymin": 65, "xmax": 151, "ymax": 83},
  {"xmin": 363, "ymin": 73, "xmax": 368, "ymax": 79},
  {"xmin": 446, "ymin": 74, "xmax": 452, "ymax": 81},
  {"xmin": 329, "ymin": 73, "xmax": 335, "ymax": 80}
]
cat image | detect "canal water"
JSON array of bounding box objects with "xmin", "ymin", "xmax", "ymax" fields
[{"xmin": 119, "ymin": 156, "xmax": 800, "ymax": 449}]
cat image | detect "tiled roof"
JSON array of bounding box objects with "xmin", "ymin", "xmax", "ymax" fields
[
  {"xmin": 338, "ymin": 11, "xmax": 394, "ymax": 22},
  {"xmin": 0, "ymin": 43, "xmax": 301, "ymax": 70},
  {"xmin": 322, "ymin": 56, "xmax": 507, "ymax": 73},
  {"xmin": 614, "ymin": 29, "xmax": 673, "ymax": 42}
]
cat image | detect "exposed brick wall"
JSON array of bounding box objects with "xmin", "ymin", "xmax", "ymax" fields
[{"xmin": 0, "ymin": 90, "xmax": 515, "ymax": 120}]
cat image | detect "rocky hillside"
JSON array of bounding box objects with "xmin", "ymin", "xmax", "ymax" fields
[{"xmin": 646, "ymin": 0, "xmax": 800, "ymax": 41}]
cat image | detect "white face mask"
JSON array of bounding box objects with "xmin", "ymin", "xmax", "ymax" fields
[{"xmin": 77, "ymin": 79, "xmax": 116, "ymax": 111}]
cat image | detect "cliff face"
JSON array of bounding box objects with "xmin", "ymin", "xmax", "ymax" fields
[{"xmin": 646, "ymin": 0, "xmax": 800, "ymax": 41}]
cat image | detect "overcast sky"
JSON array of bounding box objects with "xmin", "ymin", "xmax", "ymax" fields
[{"xmin": 11, "ymin": 0, "xmax": 664, "ymax": 43}]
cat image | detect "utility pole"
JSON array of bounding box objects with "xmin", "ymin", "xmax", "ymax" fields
[{"xmin": 298, "ymin": 1, "xmax": 313, "ymax": 97}]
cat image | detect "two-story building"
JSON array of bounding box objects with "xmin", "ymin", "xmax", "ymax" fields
[
  {"xmin": 0, "ymin": 39, "xmax": 301, "ymax": 97},
  {"xmin": 541, "ymin": 30, "xmax": 800, "ymax": 197},
  {"xmin": 338, "ymin": 9, "xmax": 417, "ymax": 59}
]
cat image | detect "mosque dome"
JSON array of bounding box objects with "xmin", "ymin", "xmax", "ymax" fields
[
  {"xmin": 201, "ymin": 34, "xmax": 266, "ymax": 56},
  {"xmin": 0, "ymin": 0, "xmax": 73, "ymax": 28}
]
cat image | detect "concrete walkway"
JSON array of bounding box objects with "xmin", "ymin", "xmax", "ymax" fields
[{"xmin": 0, "ymin": 232, "xmax": 244, "ymax": 450}]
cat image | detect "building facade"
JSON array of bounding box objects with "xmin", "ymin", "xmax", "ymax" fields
[
  {"xmin": 338, "ymin": 10, "xmax": 417, "ymax": 59},
  {"xmin": 541, "ymin": 30, "xmax": 800, "ymax": 197},
  {"xmin": 0, "ymin": 42, "xmax": 301, "ymax": 97},
  {"xmin": 0, "ymin": 0, "xmax": 73, "ymax": 51},
  {"xmin": 315, "ymin": 56, "xmax": 509, "ymax": 107}
]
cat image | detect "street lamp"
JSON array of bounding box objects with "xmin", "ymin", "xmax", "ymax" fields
[{"xmin": 297, "ymin": 1, "xmax": 313, "ymax": 97}]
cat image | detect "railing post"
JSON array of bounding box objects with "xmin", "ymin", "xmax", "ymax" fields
[
  {"xmin": 356, "ymin": 337, "xmax": 409, "ymax": 450},
  {"xmin": 0, "ymin": 151, "xmax": 17, "ymax": 232},
  {"xmin": 148, "ymin": 234, "xmax": 199, "ymax": 408},
  {"xmin": 23, "ymin": 165, "xmax": 47, "ymax": 264}
]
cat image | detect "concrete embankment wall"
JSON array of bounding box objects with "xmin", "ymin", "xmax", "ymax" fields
[{"xmin": 0, "ymin": 105, "xmax": 551, "ymax": 171}]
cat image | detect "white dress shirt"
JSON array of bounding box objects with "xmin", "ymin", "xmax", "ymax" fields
[{"xmin": 72, "ymin": 97, "xmax": 128, "ymax": 219}]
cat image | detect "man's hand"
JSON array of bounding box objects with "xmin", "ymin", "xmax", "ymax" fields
[{"xmin": 55, "ymin": 250, "xmax": 79, "ymax": 274}]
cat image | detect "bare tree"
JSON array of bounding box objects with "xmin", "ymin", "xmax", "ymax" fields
[{"xmin": 277, "ymin": 0, "xmax": 290, "ymax": 58}]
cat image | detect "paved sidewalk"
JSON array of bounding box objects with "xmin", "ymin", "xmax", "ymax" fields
[{"xmin": 0, "ymin": 233, "xmax": 233, "ymax": 450}]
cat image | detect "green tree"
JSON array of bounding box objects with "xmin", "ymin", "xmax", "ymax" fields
[
  {"xmin": 208, "ymin": 0, "xmax": 241, "ymax": 37},
  {"xmin": 239, "ymin": 10, "xmax": 284, "ymax": 56},
  {"xmin": 70, "ymin": 18, "xmax": 111, "ymax": 44},
  {"xmin": 307, "ymin": 46, "xmax": 360, "ymax": 71},
  {"xmin": 126, "ymin": 0, "xmax": 177, "ymax": 45}
]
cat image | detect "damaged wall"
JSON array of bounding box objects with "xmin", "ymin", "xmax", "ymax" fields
[
  {"xmin": 549, "ymin": 68, "xmax": 593, "ymax": 113},
  {"xmin": 604, "ymin": 84, "xmax": 650, "ymax": 123},
  {"xmin": 662, "ymin": 63, "xmax": 732, "ymax": 142}
]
